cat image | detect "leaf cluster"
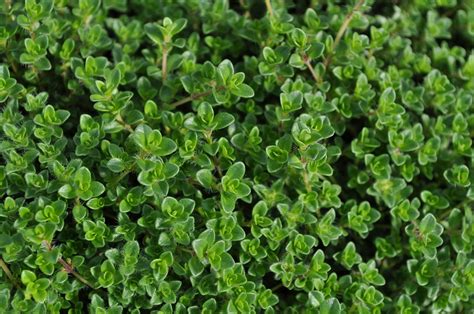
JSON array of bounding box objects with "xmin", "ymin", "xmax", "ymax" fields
[{"xmin": 0, "ymin": 0, "xmax": 473, "ymax": 313}]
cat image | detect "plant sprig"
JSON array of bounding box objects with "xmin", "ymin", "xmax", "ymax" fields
[{"xmin": 0, "ymin": 0, "xmax": 473, "ymax": 313}]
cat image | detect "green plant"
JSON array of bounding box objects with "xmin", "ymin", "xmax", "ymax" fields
[{"xmin": 0, "ymin": 0, "xmax": 473, "ymax": 313}]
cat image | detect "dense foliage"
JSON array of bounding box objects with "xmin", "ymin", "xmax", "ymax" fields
[{"xmin": 1, "ymin": 0, "xmax": 473, "ymax": 312}]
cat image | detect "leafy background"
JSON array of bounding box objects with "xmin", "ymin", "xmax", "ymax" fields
[{"xmin": 0, "ymin": 0, "xmax": 473, "ymax": 313}]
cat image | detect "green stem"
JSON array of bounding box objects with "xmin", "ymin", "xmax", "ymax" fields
[
  {"xmin": 302, "ymin": 54, "xmax": 322, "ymax": 85},
  {"xmin": 265, "ymin": 0, "xmax": 274, "ymax": 17},
  {"xmin": 271, "ymin": 283, "xmax": 283, "ymax": 291},
  {"xmin": 57, "ymin": 257, "xmax": 96, "ymax": 289},
  {"xmin": 43, "ymin": 241, "xmax": 96, "ymax": 290},
  {"xmin": 162, "ymin": 44, "xmax": 169, "ymax": 82},
  {"xmin": 213, "ymin": 156, "xmax": 223, "ymax": 178},
  {"xmin": 108, "ymin": 151, "xmax": 151, "ymax": 187},
  {"xmin": 169, "ymin": 86, "xmax": 225, "ymax": 108},
  {"xmin": 323, "ymin": 0, "xmax": 365, "ymax": 70},
  {"xmin": 170, "ymin": 90, "xmax": 213, "ymax": 108},
  {"xmin": 302, "ymin": 168, "xmax": 312, "ymax": 193},
  {"xmin": 109, "ymin": 166, "xmax": 134, "ymax": 187},
  {"xmin": 305, "ymin": 60, "xmax": 320, "ymax": 84},
  {"xmin": 178, "ymin": 247, "xmax": 195, "ymax": 255},
  {"xmin": 438, "ymin": 208, "xmax": 452, "ymax": 220},
  {"xmin": 0, "ymin": 257, "xmax": 19, "ymax": 288},
  {"xmin": 115, "ymin": 113, "xmax": 134, "ymax": 133}
]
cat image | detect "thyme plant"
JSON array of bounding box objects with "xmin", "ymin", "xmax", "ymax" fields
[{"xmin": 0, "ymin": 0, "xmax": 473, "ymax": 313}]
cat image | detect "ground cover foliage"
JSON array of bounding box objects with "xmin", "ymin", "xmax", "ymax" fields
[{"xmin": 0, "ymin": 0, "xmax": 474, "ymax": 312}]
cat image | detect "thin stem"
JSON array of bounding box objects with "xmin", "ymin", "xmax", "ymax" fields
[
  {"xmin": 108, "ymin": 151, "xmax": 151, "ymax": 188},
  {"xmin": 169, "ymin": 88, "xmax": 222, "ymax": 108},
  {"xmin": 83, "ymin": 15, "xmax": 93, "ymax": 28},
  {"xmin": 42, "ymin": 241, "xmax": 96, "ymax": 290},
  {"xmin": 438, "ymin": 208, "xmax": 452, "ymax": 221},
  {"xmin": 109, "ymin": 165, "xmax": 135, "ymax": 188},
  {"xmin": 302, "ymin": 54, "xmax": 322, "ymax": 85},
  {"xmin": 178, "ymin": 247, "xmax": 195, "ymax": 255},
  {"xmin": 305, "ymin": 61, "xmax": 319, "ymax": 83},
  {"xmin": 57, "ymin": 258, "xmax": 96, "ymax": 289},
  {"xmin": 302, "ymin": 170, "xmax": 312, "ymax": 193},
  {"xmin": 115, "ymin": 113, "xmax": 134, "ymax": 133},
  {"xmin": 301, "ymin": 158, "xmax": 312, "ymax": 193},
  {"xmin": 213, "ymin": 156, "xmax": 223, "ymax": 178},
  {"xmin": 272, "ymin": 283, "xmax": 283, "ymax": 291},
  {"xmin": 5, "ymin": 41, "xmax": 18, "ymax": 74},
  {"xmin": 0, "ymin": 257, "xmax": 19, "ymax": 288},
  {"xmin": 204, "ymin": 131, "xmax": 213, "ymax": 145},
  {"xmin": 323, "ymin": 0, "xmax": 365, "ymax": 70},
  {"xmin": 162, "ymin": 45, "xmax": 169, "ymax": 82},
  {"xmin": 265, "ymin": 0, "xmax": 274, "ymax": 17}
]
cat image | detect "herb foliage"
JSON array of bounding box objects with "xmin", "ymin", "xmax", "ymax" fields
[{"xmin": 0, "ymin": 0, "xmax": 473, "ymax": 313}]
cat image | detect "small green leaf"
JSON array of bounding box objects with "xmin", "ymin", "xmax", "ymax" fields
[
  {"xmin": 226, "ymin": 162, "xmax": 245, "ymax": 180},
  {"xmin": 196, "ymin": 169, "xmax": 214, "ymax": 189}
]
